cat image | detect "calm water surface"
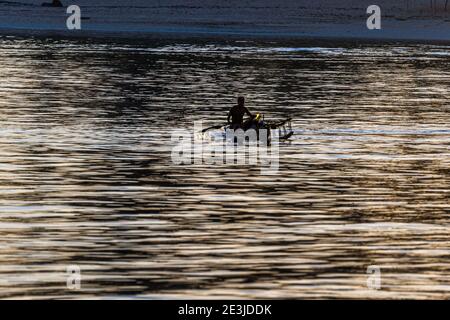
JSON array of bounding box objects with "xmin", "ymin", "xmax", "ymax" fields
[{"xmin": 0, "ymin": 36, "xmax": 449, "ymax": 299}]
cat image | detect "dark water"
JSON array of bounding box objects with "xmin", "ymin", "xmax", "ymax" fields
[{"xmin": 0, "ymin": 36, "xmax": 449, "ymax": 299}]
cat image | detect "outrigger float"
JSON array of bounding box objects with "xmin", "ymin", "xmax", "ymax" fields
[{"xmin": 202, "ymin": 113, "xmax": 294, "ymax": 143}]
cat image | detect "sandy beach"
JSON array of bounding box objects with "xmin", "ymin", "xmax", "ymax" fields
[{"xmin": 0, "ymin": 0, "xmax": 450, "ymax": 41}]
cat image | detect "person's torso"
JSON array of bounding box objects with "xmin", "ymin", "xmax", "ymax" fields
[{"xmin": 230, "ymin": 106, "xmax": 246, "ymax": 123}]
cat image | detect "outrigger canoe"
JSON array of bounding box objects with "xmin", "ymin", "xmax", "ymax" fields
[{"xmin": 202, "ymin": 113, "xmax": 294, "ymax": 143}]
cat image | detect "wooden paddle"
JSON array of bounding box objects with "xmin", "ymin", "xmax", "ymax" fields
[{"xmin": 201, "ymin": 124, "xmax": 227, "ymax": 133}]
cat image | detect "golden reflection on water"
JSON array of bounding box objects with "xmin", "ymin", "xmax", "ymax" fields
[{"xmin": 0, "ymin": 37, "xmax": 449, "ymax": 299}]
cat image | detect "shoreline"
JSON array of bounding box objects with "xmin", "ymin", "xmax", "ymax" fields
[
  {"xmin": 2, "ymin": 26, "xmax": 450, "ymax": 45},
  {"xmin": 1, "ymin": 1, "xmax": 450, "ymax": 44}
]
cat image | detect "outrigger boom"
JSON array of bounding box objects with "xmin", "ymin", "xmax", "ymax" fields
[{"xmin": 266, "ymin": 117, "xmax": 294, "ymax": 140}]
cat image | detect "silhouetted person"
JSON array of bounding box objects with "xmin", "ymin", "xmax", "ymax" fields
[
  {"xmin": 227, "ymin": 97, "xmax": 252, "ymax": 130},
  {"xmin": 42, "ymin": 0, "xmax": 63, "ymax": 7}
]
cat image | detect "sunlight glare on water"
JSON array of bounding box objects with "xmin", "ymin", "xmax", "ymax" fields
[{"xmin": 0, "ymin": 36, "xmax": 449, "ymax": 299}]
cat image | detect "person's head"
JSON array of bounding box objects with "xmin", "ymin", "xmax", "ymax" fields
[{"xmin": 237, "ymin": 96, "xmax": 245, "ymax": 106}]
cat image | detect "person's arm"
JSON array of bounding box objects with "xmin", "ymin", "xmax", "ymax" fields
[
  {"xmin": 227, "ymin": 111, "xmax": 232, "ymax": 124},
  {"xmin": 245, "ymin": 107, "xmax": 252, "ymax": 118}
]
